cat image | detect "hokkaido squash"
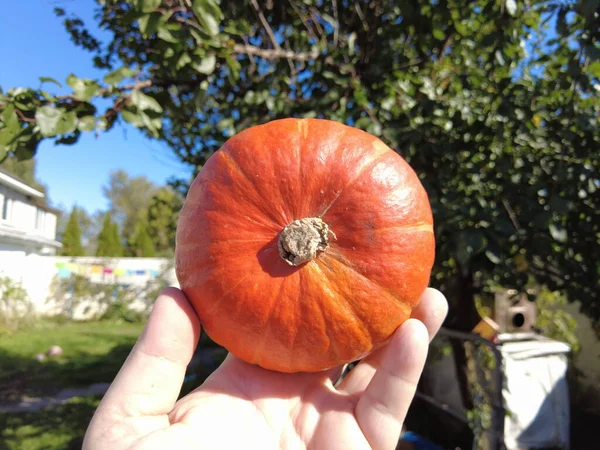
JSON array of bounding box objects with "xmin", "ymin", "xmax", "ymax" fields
[{"xmin": 175, "ymin": 118, "xmax": 435, "ymax": 373}]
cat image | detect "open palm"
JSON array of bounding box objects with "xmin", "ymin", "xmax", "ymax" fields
[{"xmin": 84, "ymin": 287, "xmax": 447, "ymax": 450}]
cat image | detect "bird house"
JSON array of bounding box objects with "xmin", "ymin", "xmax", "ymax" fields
[{"xmin": 494, "ymin": 289, "xmax": 537, "ymax": 334}]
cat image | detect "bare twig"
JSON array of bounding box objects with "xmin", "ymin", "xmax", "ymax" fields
[
  {"xmin": 397, "ymin": 59, "xmax": 425, "ymax": 70},
  {"xmin": 332, "ymin": 0, "xmax": 339, "ymax": 47},
  {"xmin": 14, "ymin": 109, "xmax": 36, "ymax": 123},
  {"xmin": 354, "ymin": 1, "xmax": 368, "ymax": 30},
  {"xmin": 439, "ymin": 34, "xmax": 453, "ymax": 61},
  {"xmin": 243, "ymin": 36, "xmax": 257, "ymax": 71},
  {"xmin": 250, "ymin": 0, "xmax": 295, "ymax": 73},
  {"xmin": 250, "ymin": 0, "xmax": 280, "ymax": 50},
  {"xmin": 309, "ymin": 7, "xmax": 324, "ymax": 36},
  {"xmin": 288, "ymin": 0, "xmax": 318, "ymax": 40},
  {"xmin": 233, "ymin": 44, "xmax": 319, "ymax": 62},
  {"xmin": 502, "ymin": 198, "xmax": 521, "ymax": 231}
]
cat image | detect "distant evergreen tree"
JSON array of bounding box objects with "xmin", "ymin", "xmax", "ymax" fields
[
  {"xmin": 129, "ymin": 220, "xmax": 156, "ymax": 257},
  {"xmin": 96, "ymin": 213, "xmax": 123, "ymax": 257},
  {"xmin": 60, "ymin": 207, "xmax": 84, "ymax": 256}
]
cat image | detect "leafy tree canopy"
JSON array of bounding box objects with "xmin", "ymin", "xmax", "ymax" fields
[
  {"xmin": 0, "ymin": 0, "xmax": 599, "ymax": 327},
  {"xmin": 102, "ymin": 169, "xmax": 159, "ymax": 240}
]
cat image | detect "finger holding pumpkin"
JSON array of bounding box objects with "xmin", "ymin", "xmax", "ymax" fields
[
  {"xmin": 354, "ymin": 318, "xmax": 430, "ymax": 450},
  {"xmin": 336, "ymin": 287, "xmax": 448, "ymax": 395}
]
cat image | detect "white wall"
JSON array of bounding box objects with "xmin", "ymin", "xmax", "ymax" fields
[{"xmin": 0, "ymin": 254, "xmax": 179, "ymax": 320}]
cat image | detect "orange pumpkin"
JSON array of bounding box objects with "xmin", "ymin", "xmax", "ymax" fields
[{"xmin": 175, "ymin": 118, "xmax": 435, "ymax": 373}]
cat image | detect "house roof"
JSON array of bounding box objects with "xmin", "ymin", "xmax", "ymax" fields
[
  {"xmin": 0, "ymin": 167, "xmax": 61, "ymax": 215},
  {"xmin": 0, "ymin": 167, "xmax": 45, "ymax": 198}
]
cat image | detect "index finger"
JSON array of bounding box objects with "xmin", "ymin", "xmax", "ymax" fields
[{"xmin": 355, "ymin": 319, "xmax": 429, "ymax": 450}]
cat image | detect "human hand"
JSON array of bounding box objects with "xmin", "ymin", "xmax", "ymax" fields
[{"xmin": 83, "ymin": 287, "xmax": 447, "ymax": 450}]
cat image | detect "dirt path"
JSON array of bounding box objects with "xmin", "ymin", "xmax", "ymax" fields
[{"xmin": 0, "ymin": 382, "xmax": 110, "ymax": 413}]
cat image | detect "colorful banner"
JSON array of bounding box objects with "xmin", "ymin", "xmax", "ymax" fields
[
  {"xmin": 57, "ymin": 267, "xmax": 71, "ymax": 278},
  {"xmin": 53, "ymin": 261, "xmax": 163, "ymax": 279}
]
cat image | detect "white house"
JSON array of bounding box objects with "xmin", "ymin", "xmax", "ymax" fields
[{"xmin": 0, "ymin": 168, "xmax": 61, "ymax": 256}]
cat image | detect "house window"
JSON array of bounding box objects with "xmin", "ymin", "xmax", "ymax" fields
[
  {"xmin": 2, "ymin": 197, "xmax": 12, "ymax": 221},
  {"xmin": 36, "ymin": 208, "xmax": 45, "ymax": 230}
]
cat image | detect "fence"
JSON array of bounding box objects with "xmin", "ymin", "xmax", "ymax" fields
[{"xmin": 0, "ymin": 253, "xmax": 178, "ymax": 320}]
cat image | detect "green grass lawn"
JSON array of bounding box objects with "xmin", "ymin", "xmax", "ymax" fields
[
  {"xmin": 0, "ymin": 319, "xmax": 144, "ymax": 401},
  {"xmin": 0, "ymin": 396, "xmax": 101, "ymax": 450},
  {"xmin": 0, "ymin": 319, "xmax": 144, "ymax": 450}
]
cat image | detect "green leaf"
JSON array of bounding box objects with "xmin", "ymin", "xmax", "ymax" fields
[
  {"xmin": 549, "ymin": 223, "xmax": 568, "ymax": 243},
  {"xmin": 485, "ymin": 248, "xmax": 501, "ymax": 264},
  {"xmin": 66, "ymin": 74, "xmax": 100, "ymax": 101},
  {"xmin": 35, "ymin": 106, "xmax": 77, "ymax": 137},
  {"xmin": 138, "ymin": 14, "xmax": 151, "ymax": 35},
  {"xmin": 193, "ymin": 55, "xmax": 216, "ymax": 74},
  {"xmin": 2, "ymin": 104, "xmax": 19, "ymax": 129},
  {"xmin": 193, "ymin": 0, "xmax": 224, "ymax": 20},
  {"xmin": 131, "ymin": 91, "xmax": 163, "ymax": 113},
  {"xmin": 177, "ymin": 53, "xmax": 192, "ymax": 70},
  {"xmin": 587, "ymin": 61, "xmax": 600, "ymax": 78},
  {"xmin": 103, "ymin": 67, "xmax": 138, "ymax": 85},
  {"xmin": 433, "ymin": 29, "xmax": 446, "ymax": 40},
  {"xmin": 192, "ymin": 0, "xmax": 221, "ymax": 36},
  {"xmin": 136, "ymin": 0, "xmax": 160, "ymax": 13},
  {"xmin": 77, "ymin": 116, "xmax": 96, "ymax": 132},
  {"xmin": 157, "ymin": 28, "xmax": 179, "ymax": 44},
  {"xmin": 495, "ymin": 50, "xmax": 505, "ymax": 66},
  {"xmin": 0, "ymin": 106, "xmax": 20, "ymax": 152},
  {"xmin": 121, "ymin": 110, "xmax": 145, "ymax": 127},
  {"xmin": 347, "ymin": 32, "xmax": 357, "ymax": 54},
  {"xmin": 39, "ymin": 77, "xmax": 62, "ymax": 88},
  {"xmin": 55, "ymin": 112, "xmax": 77, "ymax": 135},
  {"xmin": 35, "ymin": 106, "xmax": 62, "ymax": 137},
  {"xmin": 140, "ymin": 112, "xmax": 162, "ymax": 137},
  {"xmin": 505, "ymin": 0, "xmax": 517, "ymax": 16},
  {"xmin": 454, "ymin": 21, "xmax": 468, "ymax": 36}
]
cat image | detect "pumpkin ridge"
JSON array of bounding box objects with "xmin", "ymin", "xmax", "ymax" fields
[
  {"xmin": 191, "ymin": 158, "xmax": 285, "ymax": 230},
  {"xmin": 219, "ymin": 148, "xmax": 290, "ymax": 227},
  {"xmin": 310, "ymin": 270, "xmax": 344, "ymax": 367},
  {"xmin": 301, "ymin": 122, "xmax": 350, "ymax": 218},
  {"xmin": 252, "ymin": 277, "xmax": 286, "ymax": 366},
  {"xmin": 179, "ymin": 238, "xmax": 267, "ymax": 251},
  {"xmin": 308, "ymin": 261, "xmax": 373, "ymax": 347},
  {"xmin": 202, "ymin": 208, "xmax": 281, "ymax": 234},
  {"xmin": 288, "ymin": 271, "xmax": 305, "ymax": 372},
  {"xmin": 318, "ymin": 146, "xmax": 391, "ymax": 219},
  {"xmin": 204, "ymin": 272, "xmax": 253, "ymax": 317},
  {"xmin": 349, "ymin": 222, "xmax": 434, "ymax": 235},
  {"xmin": 322, "ymin": 251, "xmax": 412, "ymax": 317},
  {"xmin": 297, "ymin": 120, "xmax": 304, "ymax": 220}
]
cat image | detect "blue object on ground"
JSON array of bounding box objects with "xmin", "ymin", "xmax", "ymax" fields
[{"xmin": 400, "ymin": 431, "xmax": 445, "ymax": 450}]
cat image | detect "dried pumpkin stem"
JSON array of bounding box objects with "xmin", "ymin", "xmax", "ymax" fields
[{"xmin": 278, "ymin": 217, "xmax": 334, "ymax": 266}]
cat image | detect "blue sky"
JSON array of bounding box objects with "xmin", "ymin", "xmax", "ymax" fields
[{"xmin": 0, "ymin": 1, "xmax": 191, "ymax": 213}]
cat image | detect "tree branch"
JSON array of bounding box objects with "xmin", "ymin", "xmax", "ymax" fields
[
  {"xmin": 502, "ymin": 198, "xmax": 522, "ymax": 231},
  {"xmin": 232, "ymin": 44, "xmax": 319, "ymax": 62},
  {"xmin": 250, "ymin": 0, "xmax": 295, "ymax": 73}
]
